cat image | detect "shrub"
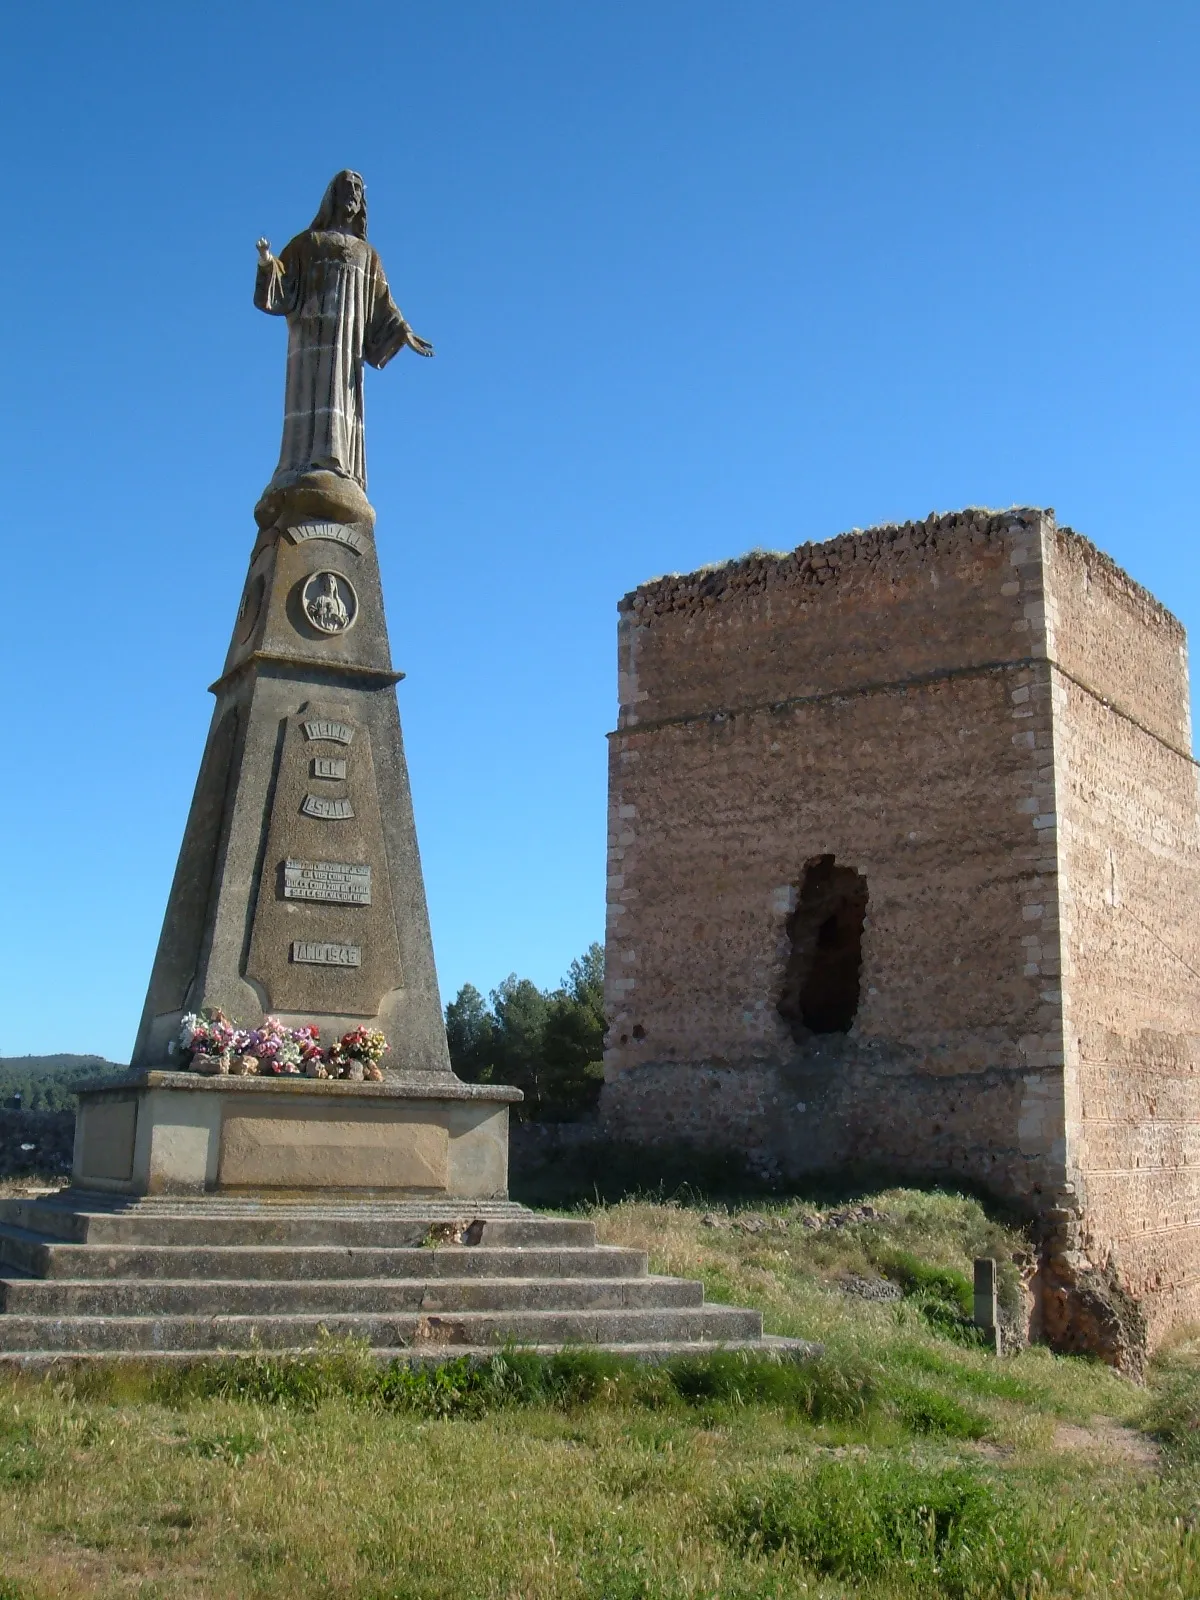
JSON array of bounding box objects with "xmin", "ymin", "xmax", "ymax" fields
[
  {"xmin": 878, "ymin": 1250, "xmax": 973, "ymax": 1314},
  {"xmin": 154, "ymin": 1331, "xmax": 378, "ymax": 1411},
  {"xmin": 665, "ymin": 1350, "xmax": 878, "ymax": 1424},
  {"xmin": 138, "ymin": 1342, "xmax": 885, "ymax": 1427},
  {"xmin": 886, "ymin": 1381, "xmax": 989, "ymax": 1440},
  {"xmin": 717, "ymin": 1458, "xmax": 1035, "ymax": 1596}
]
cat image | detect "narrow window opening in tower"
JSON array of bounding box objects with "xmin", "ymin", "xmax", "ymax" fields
[{"xmin": 778, "ymin": 855, "xmax": 869, "ymax": 1040}]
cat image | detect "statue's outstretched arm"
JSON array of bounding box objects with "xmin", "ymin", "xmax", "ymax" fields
[
  {"xmin": 403, "ymin": 326, "xmax": 435, "ymax": 358},
  {"xmin": 253, "ymin": 237, "xmax": 295, "ymax": 317},
  {"xmin": 363, "ymin": 253, "xmax": 435, "ymax": 367}
]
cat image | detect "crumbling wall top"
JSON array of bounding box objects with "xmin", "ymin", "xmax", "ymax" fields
[
  {"xmin": 620, "ymin": 508, "xmax": 1039, "ymax": 622},
  {"xmin": 1052, "ymin": 524, "xmax": 1184, "ymax": 639},
  {"xmin": 621, "ymin": 508, "xmax": 1181, "ymax": 638}
]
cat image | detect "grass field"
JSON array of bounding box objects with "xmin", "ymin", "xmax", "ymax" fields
[{"xmin": 1, "ymin": 1183, "xmax": 1199, "ymax": 1598}]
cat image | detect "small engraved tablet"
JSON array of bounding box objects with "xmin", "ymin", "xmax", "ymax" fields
[
  {"xmin": 285, "ymin": 521, "xmax": 367, "ymax": 553},
  {"xmin": 312, "ymin": 757, "xmax": 347, "ymax": 780},
  {"xmin": 291, "ymin": 940, "xmax": 361, "ymax": 967},
  {"xmin": 303, "ymin": 720, "xmax": 355, "ymax": 745},
  {"xmin": 302, "ymin": 795, "xmax": 355, "ymax": 820},
  {"xmin": 284, "ymin": 859, "xmax": 372, "ymax": 905}
]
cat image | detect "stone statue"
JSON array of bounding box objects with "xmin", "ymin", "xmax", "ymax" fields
[{"xmin": 253, "ymin": 169, "xmax": 434, "ymax": 529}]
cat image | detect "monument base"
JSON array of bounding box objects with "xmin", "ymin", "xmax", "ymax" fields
[{"xmin": 73, "ymin": 1073, "xmax": 521, "ymax": 1200}]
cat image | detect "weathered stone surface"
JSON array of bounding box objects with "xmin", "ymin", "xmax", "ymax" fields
[
  {"xmin": 75, "ymin": 1098, "xmax": 137, "ymax": 1183},
  {"xmin": 245, "ymin": 702, "xmax": 401, "ymax": 1015},
  {"xmin": 131, "ymin": 498, "xmax": 450, "ymax": 1070},
  {"xmin": 602, "ymin": 507, "xmax": 1200, "ymax": 1366},
  {"xmin": 255, "ymin": 471, "xmax": 375, "ymax": 535},
  {"xmin": 0, "ymin": 1195, "xmax": 802, "ymax": 1365},
  {"xmin": 74, "ymin": 1075, "xmax": 519, "ymax": 1200},
  {"xmin": 219, "ymin": 1105, "xmax": 448, "ymax": 1191}
]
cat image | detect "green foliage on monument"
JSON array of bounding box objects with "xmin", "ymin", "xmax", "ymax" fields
[
  {"xmin": 445, "ymin": 944, "xmax": 605, "ymax": 1120},
  {"xmin": 0, "ymin": 1056, "xmax": 123, "ymax": 1113}
]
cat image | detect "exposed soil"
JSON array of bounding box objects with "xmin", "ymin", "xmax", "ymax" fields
[{"xmin": 1052, "ymin": 1418, "xmax": 1160, "ymax": 1470}]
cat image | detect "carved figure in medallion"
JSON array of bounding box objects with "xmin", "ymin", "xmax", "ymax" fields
[
  {"xmin": 254, "ymin": 170, "xmax": 434, "ymax": 529},
  {"xmin": 302, "ymin": 571, "xmax": 358, "ymax": 635}
]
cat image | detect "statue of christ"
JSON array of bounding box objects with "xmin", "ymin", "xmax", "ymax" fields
[{"xmin": 253, "ymin": 170, "xmax": 433, "ymax": 529}]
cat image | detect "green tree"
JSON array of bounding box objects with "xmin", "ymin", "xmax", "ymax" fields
[
  {"xmin": 444, "ymin": 984, "xmax": 497, "ymax": 1082},
  {"xmin": 442, "ymin": 946, "xmax": 607, "ymax": 1121},
  {"xmin": 541, "ymin": 943, "xmax": 606, "ymax": 1119},
  {"xmin": 491, "ymin": 975, "xmax": 550, "ymax": 1112}
]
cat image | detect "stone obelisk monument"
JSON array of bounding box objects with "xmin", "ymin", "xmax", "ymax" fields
[{"xmin": 75, "ymin": 171, "xmax": 519, "ymax": 1198}]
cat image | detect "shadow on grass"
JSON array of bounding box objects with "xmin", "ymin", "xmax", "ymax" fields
[{"xmin": 510, "ymin": 1136, "xmax": 1031, "ymax": 1227}]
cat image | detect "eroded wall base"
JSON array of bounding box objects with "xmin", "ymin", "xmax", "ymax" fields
[{"xmin": 601, "ymin": 1056, "xmax": 1060, "ymax": 1202}]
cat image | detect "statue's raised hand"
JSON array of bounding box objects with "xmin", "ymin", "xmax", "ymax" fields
[
  {"xmin": 405, "ymin": 328, "xmax": 435, "ymax": 358},
  {"xmin": 256, "ymin": 237, "xmax": 274, "ymax": 266}
]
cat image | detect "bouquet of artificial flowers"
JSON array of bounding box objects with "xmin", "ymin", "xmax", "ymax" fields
[
  {"xmin": 169, "ymin": 1013, "xmax": 387, "ymax": 1082},
  {"xmin": 328, "ymin": 1026, "xmax": 389, "ymax": 1082},
  {"xmin": 172, "ymin": 1009, "xmax": 237, "ymax": 1071}
]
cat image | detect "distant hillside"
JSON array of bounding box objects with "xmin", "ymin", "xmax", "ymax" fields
[{"xmin": 0, "ymin": 1055, "xmax": 126, "ymax": 1113}]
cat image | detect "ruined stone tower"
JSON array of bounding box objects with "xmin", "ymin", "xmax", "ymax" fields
[{"xmin": 602, "ymin": 508, "xmax": 1200, "ymax": 1361}]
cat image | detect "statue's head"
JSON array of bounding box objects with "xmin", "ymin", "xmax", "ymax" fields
[{"xmin": 310, "ymin": 171, "xmax": 367, "ymax": 238}]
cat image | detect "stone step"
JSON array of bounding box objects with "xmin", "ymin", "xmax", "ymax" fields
[
  {"xmin": 0, "ymin": 1229, "xmax": 647, "ymax": 1283},
  {"xmin": 0, "ymin": 1276, "xmax": 701, "ymax": 1317},
  {"xmin": 0, "ymin": 1201, "xmax": 593, "ymax": 1251},
  {"xmin": 0, "ymin": 1305, "xmax": 763, "ymax": 1353},
  {"xmin": 3, "ymin": 1195, "xmax": 531, "ymax": 1219},
  {"xmin": 0, "ymin": 1334, "xmax": 819, "ymax": 1371}
]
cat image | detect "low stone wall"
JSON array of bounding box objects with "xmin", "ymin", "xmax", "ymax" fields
[
  {"xmin": 0, "ymin": 1111, "xmax": 74, "ymax": 1178},
  {"xmin": 509, "ymin": 1118, "xmax": 604, "ymax": 1168}
]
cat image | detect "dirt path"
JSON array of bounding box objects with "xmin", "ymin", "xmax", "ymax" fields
[{"xmin": 1052, "ymin": 1419, "xmax": 1159, "ymax": 1469}]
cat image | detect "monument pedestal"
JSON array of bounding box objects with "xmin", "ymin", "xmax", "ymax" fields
[{"xmin": 74, "ymin": 1073, "xmax": 521, "ymax": 1200}]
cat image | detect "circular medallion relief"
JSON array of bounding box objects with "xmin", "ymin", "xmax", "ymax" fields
[{"xmin": 302, "ymin": 571, "xmax": 359, "ymax": 635}]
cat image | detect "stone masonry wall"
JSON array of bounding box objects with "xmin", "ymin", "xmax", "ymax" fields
[
  {"xmin": 602, "ymin": 507, "xmax": 1200, "ymax": 1363},
  {"xmin": 604, "ymin": 510, "xmax": 1067, "ymax": 1197},
  {"xmin": 1044, "ymin": 529, "xmax": 1200, "ymax": 1349}
]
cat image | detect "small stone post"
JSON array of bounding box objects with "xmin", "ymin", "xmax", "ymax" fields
[{"xmin": 973, "ymin": 1257, "xmax": 1001, "ymax": 1354}]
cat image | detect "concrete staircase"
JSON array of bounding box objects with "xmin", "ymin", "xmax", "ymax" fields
[{"xmin": 0, "ymin": 1191, "xmax": 796, "ymax": 1367}]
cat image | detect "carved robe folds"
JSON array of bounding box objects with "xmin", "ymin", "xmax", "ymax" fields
[{"xmin": 255, "ymin": 229, "xmax": 409, "ymax": 504}]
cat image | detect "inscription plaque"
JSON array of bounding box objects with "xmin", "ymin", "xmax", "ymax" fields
[
  {"xmin": 291, "ymin": 940, "xmax": 361, "ymax": 967},
  {"xmin": 304, "ymin": 720, "xmax": 354, "ymax": 745},
  {"xmin": 283, "ymin": 859, "xmax": 372, "ymax": 905},
  {"xmin": 312, "ymin": 756, "xmax": 347, "ymax": 780},
  {"xmin": 302, "ymin": 794, "xmax": 355, "ymax": 820},
  {"xmin": 284, "ymin": 521, "xmax": 367, "ymax": 553}
]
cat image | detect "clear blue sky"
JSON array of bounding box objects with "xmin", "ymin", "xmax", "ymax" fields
[{"xmin": 3, "ymin": 3, "xmax": 1197, "ymax": 1060}]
